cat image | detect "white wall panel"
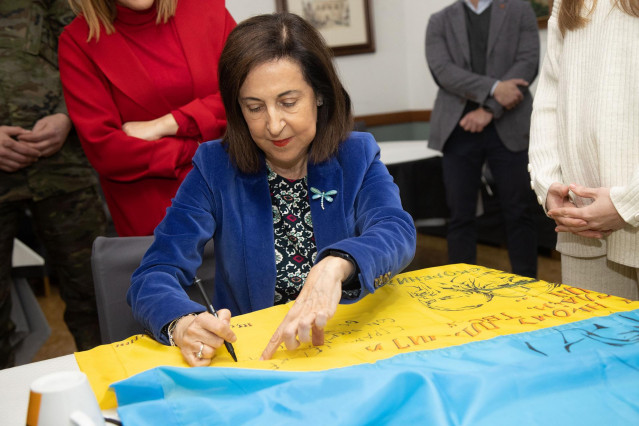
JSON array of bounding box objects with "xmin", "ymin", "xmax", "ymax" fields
[{"xmin": 224, "ymin": 1, "xmax": 547, "ymax": 116}]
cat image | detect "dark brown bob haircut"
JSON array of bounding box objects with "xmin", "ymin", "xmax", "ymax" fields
[{"xmin": 218, "ymin": 12, "xmax": 353, "ymax": 174}]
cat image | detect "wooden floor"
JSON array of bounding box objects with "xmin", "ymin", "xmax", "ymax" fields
[{"xmin": 31, "ymin": 232, "xmax": 561, "ymax": 362}]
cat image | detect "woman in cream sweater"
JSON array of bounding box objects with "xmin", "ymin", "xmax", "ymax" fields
[{"xmin": 529, "ymin": 0, "xmax": 639, "ymax": 299}]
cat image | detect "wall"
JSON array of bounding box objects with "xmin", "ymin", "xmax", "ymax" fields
[{"xmin": 226, "ymin": 1, "xmax": 547, "ymax": 118}]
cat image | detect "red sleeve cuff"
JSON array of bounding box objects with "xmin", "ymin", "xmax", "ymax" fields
[{"xmin": 172, "ymin": 110, "xmax": 200, "ymax": 139}]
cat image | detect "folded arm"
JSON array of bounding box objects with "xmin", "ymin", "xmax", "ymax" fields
[
  {"xmin": 426, "ymin": 15, "xmax": 495, "ymax": 105},
  {"xmin": 483, "ymin": 3, "xmax": 540, "ymax": 117},
  {"xmin": 58, "ymin": 32, "xmax": 198, "ymax": 182},
  {"xmin": 127, "ymin": 160, "xmax": 217, "ymax": 344}
]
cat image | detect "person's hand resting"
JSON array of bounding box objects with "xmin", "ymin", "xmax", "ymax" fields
[
  {"xmin": 0, "ymin": 125, "xmax": 40, "ymax": 172},
  {"xmin": 547, "ymin": 184, "xmax": 626, "ymax": 239},
  {"xmin": 122, "ymin": 113, "xmax": 179, "ymax": 141},
  {"xmin": 459, "ymin": 107, "xmax": 493, "ymax": 133},
  {"xmin": 545, "ymin": 181, "xmax": 589, "ymax": 234},
  {"xmin": 493, "ymin": 78, "xmax": 528, "ymax": 109},
  {"xmin": 172, "ymin": 309, "xmax": 237, "ymax": 366},
  {"xmin": 545, "ymin": 182, "xmax": 575, "ymax": 212},
  {"xmin": 18, "ymin": 113, "xmax": 71, "ymax": 158},
  {"xmin": 260, "ymin": 255, "xmax": 354, "ymax": 360}
]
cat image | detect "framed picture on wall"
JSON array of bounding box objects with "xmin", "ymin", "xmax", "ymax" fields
[
  {"xmin": 529, "ymin": 0, "xmax": 553, "ymax": 29},
  {"xmin": 275, "ymin": 0, "xmax": 375, "ymax": 56}
]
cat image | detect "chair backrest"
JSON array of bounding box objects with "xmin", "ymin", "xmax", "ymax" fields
[{"xmin": 91, "ymin": 236, "xmax": 215, "ymax": 344}]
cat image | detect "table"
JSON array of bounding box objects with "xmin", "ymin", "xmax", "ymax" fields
[
  {"xmin": 3, "ymin": 264, "xmax": 639, "ymax": 424},
  {"xmin": 12, "ymin": 238, "xmax": 51, "ymax": 297},
  {"xmin": 378, "ymin": 139, "xmax": 557, "ymax": 251},
  {"xmin": 11, "ymin": 238, "xmax": 53, "ymax": 366},
  {"xmin": 0, "ymin": 355, "xmax": 118, "ymax": 425},
  {"xmin": 377, "ymin": 140, "xmax": 441, "ymax": 166},
  {"xmin": 377, "ymin": 140, "xmax": 449, "ymax": 227}
]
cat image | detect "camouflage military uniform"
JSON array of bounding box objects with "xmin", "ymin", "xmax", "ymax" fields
[{"xmin": 0, "ymin": 0, "xmax": 107, "ymax": 368}]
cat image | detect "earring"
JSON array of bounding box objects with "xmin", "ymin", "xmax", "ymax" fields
[{"xmin": 317, "ymin": 99, "xmax": 323, "ymax": 106}]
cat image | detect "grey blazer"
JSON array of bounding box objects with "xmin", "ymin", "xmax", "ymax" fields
[{"xmin": 426, "ymin": 0, "xmax": 539, "ymax": 152}]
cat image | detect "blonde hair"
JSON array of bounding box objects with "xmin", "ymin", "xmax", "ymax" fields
[
  {"xmin": 67, "ymin": 0, "xmax": 178, "ymax": 41},
  {"xmin": 558, "ymin": 0, "xmax": 639, "ymax": 35}
]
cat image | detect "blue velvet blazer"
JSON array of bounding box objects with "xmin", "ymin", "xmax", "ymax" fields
[{"xmin": 128, "ymin": 132, "xmax": 417, "ymax": 343}]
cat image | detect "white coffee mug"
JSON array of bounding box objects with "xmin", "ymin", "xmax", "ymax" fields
[{"xmin": 26, "ymin": 371, "xmax": 105, "ymax": 426}]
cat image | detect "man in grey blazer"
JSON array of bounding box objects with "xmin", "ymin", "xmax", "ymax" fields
[{"xmin": 426, "ymin": 0, "xmax": 540, "ymax": 278}]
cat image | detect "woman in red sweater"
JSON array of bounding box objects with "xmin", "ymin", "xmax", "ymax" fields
[{"xmin": 59, "ymin": 0, "xmax": 235, "ymax": 236}]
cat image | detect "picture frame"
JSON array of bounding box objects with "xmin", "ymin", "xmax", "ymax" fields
[
  {"xmin": 275, "ymin": 0, "xmax": 375, "ymax": 56},
  {"xmin": 529, "ymin": 0, "xmax": 553, "ymax": 29}
]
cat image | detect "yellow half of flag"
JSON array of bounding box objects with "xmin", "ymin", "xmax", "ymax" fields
[{"xmin": 76, "ymin": 264, "xmax": 639, "ymax": 409}]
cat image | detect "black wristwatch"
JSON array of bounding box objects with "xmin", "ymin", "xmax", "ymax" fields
[{"xmin": 326, "ymin": 249, "xmax": 360, "ymax": 290}]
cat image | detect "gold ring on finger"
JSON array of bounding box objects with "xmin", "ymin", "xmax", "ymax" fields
[{"xmin": 197, "ymin": 343, "xmax": 204, "ymax": 359}]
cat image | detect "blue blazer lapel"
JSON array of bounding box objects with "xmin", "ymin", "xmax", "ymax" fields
[
  {"xmin": 237, "ymin": 168, "xmax": 277, "ymax": 311},
  {"xmin": 308, "ymin": 158, "xmax": 350, "ymax": 250},
  {"xmin": 487, "ymin": 0, "xmax": 508, "ymax": 56},
  {"xmin": 451, "ymin": 2, "xmax": 471, "ymax": 68}
]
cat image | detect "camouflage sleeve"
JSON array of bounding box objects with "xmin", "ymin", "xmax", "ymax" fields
[
  {"xmin": 52, "ymin": 95, "xmax": 68, "ymax": 117},
  {"xmin": 48, "ymin": 0, "xmax": 75, "ymax": 116},
  {"xmin": 49, "ymin": 0, "xmax": 76, "ymax": 39}
]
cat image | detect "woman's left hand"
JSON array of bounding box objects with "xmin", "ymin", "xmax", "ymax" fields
[
  {"xmin": 547, "ymin": 184, "xmax": 626, "ymax": 238},
  {"xmin": 122, "ymin": 113, "xmax": 178, "ymax": 141},
  {"xmin": 260, "ymin": 255, "xmax": 353, "ymax": 360}
]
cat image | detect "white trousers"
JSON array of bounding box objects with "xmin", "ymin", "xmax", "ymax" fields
[{"xmin": 561, "ymin": 254, "xmax": 639, "ymax": 301}]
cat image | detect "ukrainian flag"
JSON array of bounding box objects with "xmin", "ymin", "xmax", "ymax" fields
[{"xmin": 77, "ymin": 265, "xmax": 639, "ymax": 425}]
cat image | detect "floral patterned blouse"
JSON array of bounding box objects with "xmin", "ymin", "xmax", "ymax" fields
[{"xmin": 268, "ymin": 167, "xmax": 317, "ymax": 304}]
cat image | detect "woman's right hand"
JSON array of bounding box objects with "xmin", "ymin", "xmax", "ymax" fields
[
  {"xmin": 172, "ymin": 310, "xmax": 237, "ymax": 366},
  {"xmin": 545, "ymin": 182, "xmax": 573, "ymax": 212},
  {"xmin": 548, "ymin": 184, "xmax": 625, "ymax": 239},
  {"xmin": 260, "ymin": 255, "xmax": 350, "ymax": 360},
  {"xmin": 545, "ymin": 181, "xmax": 589, "ymax": 229}
]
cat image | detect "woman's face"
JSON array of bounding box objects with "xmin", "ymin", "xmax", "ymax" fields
[
  {"xmin": 116, "ymin": 0, "xmax": 155, "ymax": 11},
  {"xmin": 239, "ymin": 58, "xmax": 319, "ymax": 177}
]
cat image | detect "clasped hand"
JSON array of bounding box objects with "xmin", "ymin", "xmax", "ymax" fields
[
  {"xmin": 546, "ymin": 182, "xmax": 625, "ymax": 239},
  {"xmin": 459, "ymin": 107, "xmax": 493, "ymax": 133},
  {"xmin": 174, "ymin": 256, "xmax": 352, "ymax": 366},
  {"xmin": 494, "ymin": 78, "xmax": 528, "ymax": 110},
  {"xmin": 0, "ymin": 113, "xmax": 71, "ymax": 172}
]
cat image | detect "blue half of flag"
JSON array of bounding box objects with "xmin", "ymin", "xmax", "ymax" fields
[{"xmin": 112, "ymin": 309, "xmax": 639, "ymax": 425}]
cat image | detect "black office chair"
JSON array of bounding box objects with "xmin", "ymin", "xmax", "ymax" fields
[{"xmin": 91, "ymin": 236, "xmax": 215, "ymax": 344}]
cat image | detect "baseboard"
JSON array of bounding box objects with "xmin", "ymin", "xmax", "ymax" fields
[{"xmin": 354, "ymin": 110, "xmax": 431, "ymax": 127}]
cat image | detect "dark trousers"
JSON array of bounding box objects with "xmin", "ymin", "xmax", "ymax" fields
[
  {"xmin": 0, "ymin": 186, "xmax": 107, "ymax": 368},
  {"xmin": 442, "ymin": 122, "xmax": 537, "ymax": 278}
]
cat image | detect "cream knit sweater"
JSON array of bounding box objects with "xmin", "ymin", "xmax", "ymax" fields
[{"xmin": 529, "ymin": 0, "xmax": 639, "ymax": 268}]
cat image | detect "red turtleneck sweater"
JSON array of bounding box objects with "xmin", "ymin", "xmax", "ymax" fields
[
  {"xmin": 114, "ymin": 5, "xmax": 197, "ymax": 136},
  {"xmin": 59, "ymin": 0, "xmax": 235, "ymax": 236}
]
